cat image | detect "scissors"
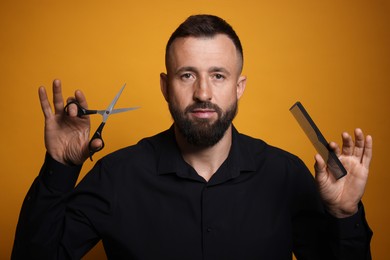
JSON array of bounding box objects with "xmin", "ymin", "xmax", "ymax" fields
[{"xmin": 64, "ymin": 83, "xmax": 139, "ymax": 160}]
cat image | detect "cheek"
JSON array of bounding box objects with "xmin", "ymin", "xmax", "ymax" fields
[
  {"xmin": 167, "ymin": 87, "xmax": 191, "ymax": 109},
  {"xmin": 215, "ymin": 87, "xmax": 239, "ymax": 107}
]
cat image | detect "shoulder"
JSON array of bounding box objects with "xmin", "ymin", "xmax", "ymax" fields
[
  {"xmin": 233, "ymin": 129, "xmax": 312, "ymax": 184},
  {"xmin": 101, "ymin": 128, "xmax": 173, "ymax": 167},
  {"xmin": 236, "ymin": 130, "xmax": 304, "ymax": 165}
]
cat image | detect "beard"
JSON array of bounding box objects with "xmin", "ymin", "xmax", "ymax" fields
[{"xmin": 169, "ymin": 100, "xmax": 238, "ymax": 147}]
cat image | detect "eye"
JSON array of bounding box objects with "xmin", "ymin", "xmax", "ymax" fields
[
  {"xmin": 213, "ymin": 73, "xmax": 225, "ymax": 80},
  {"xmin": 181, "ymin": 73, "xmax": 194, "ymax": 80}
]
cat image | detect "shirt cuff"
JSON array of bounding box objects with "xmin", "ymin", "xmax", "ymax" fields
[
  {"xmin": 39, "ymin": 153, "xmax": 82, "ymax": 193},
  {"xmin": 326, "ymin": 202, "xmax": 372, "ymax": 240}
]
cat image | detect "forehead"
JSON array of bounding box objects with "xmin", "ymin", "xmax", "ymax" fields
[{"xmin": 167, "ymin": 34, "xmax": 241, "ymax": 72}]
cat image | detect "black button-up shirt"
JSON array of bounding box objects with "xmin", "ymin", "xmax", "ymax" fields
[{"xmin": 12, "ymin": 126, "xmax": 372, "ymax": 259}]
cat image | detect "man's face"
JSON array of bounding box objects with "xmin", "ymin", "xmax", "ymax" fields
[{"xmin": 161, "ymin": 34, "xmax": 246, "ymax": 147}]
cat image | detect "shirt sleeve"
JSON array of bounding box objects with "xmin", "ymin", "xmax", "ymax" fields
[
  {"xmin": 12, "ymin": 153, "xmax": 82, "ymax": 259},
  {"xmin": 323, "ymin": 202, "xmax": 373, "ymax": 259}
]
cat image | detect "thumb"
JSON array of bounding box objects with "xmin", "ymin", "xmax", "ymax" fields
[
  {"xmin": 314, "ymin": 153, "xmax": 328, "ymax": 182},
  {"xmin": 89, "ymin": 138, "xmax": 103, "ymax": 152}
]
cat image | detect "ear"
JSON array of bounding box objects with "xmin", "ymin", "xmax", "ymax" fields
[
  {"xmin": 236, "ymin": 75, "xmax": 247, "ymax": 100},
  {"xmin": 160, "ymin": 72, "xmax": 169, "ymax": 102}
]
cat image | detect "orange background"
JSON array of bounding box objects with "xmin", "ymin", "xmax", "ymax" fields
[{"xmin": 1, "ymin": 0, "xmax": 389, "ymax": 259}]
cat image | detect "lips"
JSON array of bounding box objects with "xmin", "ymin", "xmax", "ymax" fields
[
  {"xmin": 184, "ymin": 102, "xmax": 222, "ymax": 120},
  {"xmin": 191, "ymin": 108, "xmax": 216, "ymax": 119}
]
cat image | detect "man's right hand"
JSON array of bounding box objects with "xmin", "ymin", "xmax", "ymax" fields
[{"xmin": 39, "ymin": 79, "xmax": 101, "ymax": 165}]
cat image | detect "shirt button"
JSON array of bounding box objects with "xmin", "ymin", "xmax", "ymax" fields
[
  {"xmin": 355, "ymin": 223, "xmax": 361, "ymax": 228},
  {"xmin": 207, "ymin": 227, "xmax": 212, "ymax": 232}
]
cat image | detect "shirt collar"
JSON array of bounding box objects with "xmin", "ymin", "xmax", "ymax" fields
[{"xmin": 157, "ymin": 125, "xmax": 258, "ymax": 185}]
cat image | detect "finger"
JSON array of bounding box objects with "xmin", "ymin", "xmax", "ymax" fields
[
  {"xmin": 75, "ymin": 90, "xmax": 88, "ymax": 109},
  {"xmin": 90, "ymin": 138, "xmax": 103, "ymax": 151},
  {"xmin": 362, "ymin": 134, "xmax": 373, "ymax": 168},
  {"xmin": 314, "ymin": 153, "xmax": 327, "ymax": 181},
  {"xmin": 52, "ymin": 79, "xmax": 65, "ymax": 115},
  {"xmin": 328, "ymin": 141, "xmax": 341, "ymax": 157},
  {"xmin": 352, "ymin": 128, "xmax": 365, "ymax": 158},
  {"xmin": 341, "ymin": 131, "xmax": 354, "ymax": 156},
  {"xmin": 65, "ymin": 97, "xmax": 79, "ymax": 117},
  {"xmin": 38, "ymin": 86, "xmax": 52, "ymax": 119}
]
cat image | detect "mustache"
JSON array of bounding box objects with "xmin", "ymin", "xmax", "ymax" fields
[{"xmin": 184, "ymin": 102, "xmax": 223, "ymax": 114}]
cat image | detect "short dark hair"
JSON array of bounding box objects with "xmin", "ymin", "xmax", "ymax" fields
[{"xmin": 165, "ymin": 14, "xmax": 243, "ymax": 72}]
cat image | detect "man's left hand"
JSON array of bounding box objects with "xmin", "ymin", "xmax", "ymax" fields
[{"xmin": 314, "ymin": 128, "xmax": 373, "ymax": 218}]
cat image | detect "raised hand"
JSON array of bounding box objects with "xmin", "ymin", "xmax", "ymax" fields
[
  {"xmin": 39, "ymin": 79, "xmax": 100, "ymax": 165},
  {"xmin": 314, "ymin": 128, "xmax": 373, "ymax": 218}
]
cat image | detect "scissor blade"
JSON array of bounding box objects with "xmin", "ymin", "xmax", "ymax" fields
[
  {"xmin": 95, "ymin": 110, "xmax": 107, "ymax": 116},
  {"xmin": 110, "ymin": 107, "xmax": 140, "ymax": 115},
  {"xmin": 103, "ymin": 83, "xmax": 127, "ymax": 122}
]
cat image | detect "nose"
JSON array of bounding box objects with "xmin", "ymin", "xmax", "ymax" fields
[{"xmin": 193, "ymin": 76, "xmax": 212, "ymax": 102}]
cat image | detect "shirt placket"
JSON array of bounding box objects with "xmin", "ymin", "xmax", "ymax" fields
[{"xmin": 201, "ymin": 183, "xmax": 220, "ymax": 260}]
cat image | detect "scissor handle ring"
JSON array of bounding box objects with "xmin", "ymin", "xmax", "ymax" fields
[
  {"xmin": 64, "ymin": 101, "xmax": 89, "ymax": 117},
  {"xmin": 88, "ymin": 122, "xmax": 105, "ymax": 161}
]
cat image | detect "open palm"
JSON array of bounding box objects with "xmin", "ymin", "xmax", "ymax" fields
[
  {"xmin": 314, "ymin": 128, "xmax": 373, "ymax": 218},
  {"xmin": 39, "ymin": 80, "xmax": 91, "ymax": 165}
]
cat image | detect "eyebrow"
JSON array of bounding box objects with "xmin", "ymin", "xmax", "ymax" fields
[
  {"xmin": 175, "ymin": 66, "xmax": 198, "ymax": 75},
  {"xmin": 208, "ymin": 66, "xmax": 231, "ymax": 76},
  {"xmin": 175, "ymin": 66, "xmax": 231, "ymax": 76}
]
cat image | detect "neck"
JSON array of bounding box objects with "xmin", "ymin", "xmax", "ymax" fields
[{"xmin": 174, "ymin": 124, "xmax": 233, "ymax": 182}]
